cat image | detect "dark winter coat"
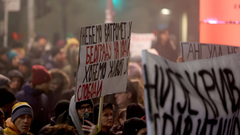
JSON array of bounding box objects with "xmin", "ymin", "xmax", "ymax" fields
[{"xmin": 15, "ymin": 82, "xmax": 50, "ymax": 135}]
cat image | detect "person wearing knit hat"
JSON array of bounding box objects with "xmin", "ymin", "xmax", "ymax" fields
[
  {"xmin": 6, "ymin": 51, "xmax": 19, "ymax": 71},
  {"xmin": 45, "ymin": 46, "xmax": 66, "ymax": 70},
  {"xmin": 4, "ymin": 102, "xmax": 33, "ymax": 135},
  {"xmin": 64, "ymin": 38, "xmax": 79, "ymax": 65},
  {"xmin": 6, "ymin": 51, "xmax": 18, "ymax": 63},
  {"xmin": 15, "ymin": 65, "xmax": 52, "ymax": 134}
]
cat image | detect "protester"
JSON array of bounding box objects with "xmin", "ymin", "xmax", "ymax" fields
[
  {"xmin": 0, "ymin": 48, "xmax": 9, "ymax": 76},
  {"xmin": 122, "ymin": 117, "xmax": 147, "ymax": 135},
  {"xmin": 56, "ymin": 95, "xmax": 95, "ymax": 135},
  {"xmin": 126, "ymin": 103, "xmax": 145, "ymax": 120},
  {"xmin": 18, "ymin": 57, "xmax": 32, "ymax": 82},
  {"xmin": 111, "ymin": 108, "xmax": 126, "ymax": 135},
  {"xmin": 47, "ymin": 69, "xmax": 70, "ymax": 116},
  {"xmin": 0, "ymin": 109, "xmax": 5, "ymax": 128},
  {"xmin": 15, "ymin": 65, "xmax": 52, "ymax": 134},
  {"xmin": 151, "ymin": 29, "xmax": 178, "ymax": 61},
  {"xmin": 63, "ymin": 46, "xmax": 79, "ymax": 87},
  {"xmin": 0, "ymin": 74, "xmax": 11, "ymax": 89},
  {"xmin": 39, "ymin": 100, "xmax": 70, "ymax": 135},
  {"xmin": 7, "ymin": 70, "xmax": 24, "ymax": 95},
  {"xmin": 60, "ymin": 70, "xmax": 77, "ymax": 101},
  {"xmin": 0, "ymin": 87, "xmax": 16, "ymax": 120},
  {"xmin": 130, "ymin": 79, "xmax": 145, "ymax": 106},
  {"xmin": 93, "ymin": 103, "xmax": 114, "ymax": 135},
  {"xmin": 11, "ymin": 42, "xmax": 25, "ymax": 59},
  {"xmin": 45, "ymin": 46, "xmax": 66, "ymax": 70},
  {"xmin": 6, "ymin": 51, "xmax": 19, "ymax": 71},
  {"xmin": 4, "ymin": 102, "xmax": 33, "ymax": 135},
  {"xmin": 115, "ymin": 79, "xmax": 138, "ymax": 109},
  {"xmin": 64, "ymin": 38, "xmax": 79, "ymax": 65},
  {"xmin": 41, "ymin": 124, "xmax": 77, "ymax": 135}
]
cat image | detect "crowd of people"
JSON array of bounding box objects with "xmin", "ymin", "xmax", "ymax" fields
[{"xmin": 0, "ymin": 29, "xmax": 180, "ymax": 135}]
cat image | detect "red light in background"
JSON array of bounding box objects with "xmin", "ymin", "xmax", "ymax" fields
[{"xmin": 200, "ymin": 0, "xmax": 240, "ymax": 46}]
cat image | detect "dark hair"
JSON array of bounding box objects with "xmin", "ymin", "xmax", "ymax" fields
[
  {"xmin": 44, "ymin": 124, "xmax": 77, "ymax": 135},
  {"xmin": 158, "ymin": 28, "xmax": 169, "ymax": 35},
  {"xmin": 126, "ymin": 79, "xmax": 138, "ymax": 103}
]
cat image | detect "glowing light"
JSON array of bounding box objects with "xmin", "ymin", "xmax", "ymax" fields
[{"xmin": 161, "ymin": 8, "xmax": 170, "ymax": 15}]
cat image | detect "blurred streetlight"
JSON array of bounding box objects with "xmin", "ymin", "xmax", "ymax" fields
[{"xmin": 161, "ymin": 8, "xmax": 170, "ymax": 15}]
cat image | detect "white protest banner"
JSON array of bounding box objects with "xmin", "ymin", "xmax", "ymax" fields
[
  {"xmin": 142, "ymin": 51, "xmax": 240, "ymax": 135},
  {"xmin": 181, "ymin": 42, "xmax": 240, "ymax": 61},
  {"xmin": 75, "ymin": 21, "xmax": 132, "ymax": 101},
  {"xmin": 130, "ymin": 33, "xmax": 155, "ymax": 58}
]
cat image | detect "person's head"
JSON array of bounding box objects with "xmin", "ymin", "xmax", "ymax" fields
[
  {"xmin": 54, "ymin": 100, "xmax": 70, "ymax": 119},
  {"xmin": 114, "ymin": 108, "xmax": 126, "ymax": 125},
  {"xmin": 123, "ymin": 117, "xmax": 146, "ymax": 135},
  {"xmin": 35, "ymin": 35, "xmax": 47, "ymax": 47},
  {"xmin": 76, "ymin": 99, "xmax": 93, "ymax": 119},
  {"xmin": 51, "ymin": 46, "xmax": 66, "ymax": 63},
  {"xmin": 115, "ymin": 79, "xmax": 138, "ymax": 109},
  {"xmin": 126, "ymin": 103, "xmax": 145, "ymax": 120},
  {"xmin": 31, "ymin": 65, "xmax": 52, "ymax": 93},
  {"xmin": 128, "ymin": 62, "xmax": 142, "ymax": 80},
  {"xmin": 0, "ymin": 47, "xmax": 9, "ymax": 62},
  {"xmin": 0, "ymin": 74, "xmax": 11, "ymax": 89},
  {"xmin": 6, "ymin": 51, "xmax": 19, "ymax": 67},
  {"xmin": 44, "ymin": 124, "xmax": 77, "ymax": 135},
  {"xmin": 49, "ymin": 69, "xmax": 70, "ymax": 93},
  {"xmin": 158, "ymin": 29, "xmax": 169, "ymax": 45},
  {"xmin": 66, "ymin": 38, "xmax": 79, "ymax": 52},
  {"xmin": 18, "ymin": 57, "xmax": 31, "ymax": 74},
  {"xmin": 65, "ymin": 38, "xmax": 79, "ymax": 62},
  {"xmin": 11, "ymin": 102, "xmax": 33, "ymax": 134},
  {"xmin": 94, "ymin": 103, "xmax": 113, "ymax": 131},
  {"xmin": 7, "ymin": 70, "xmax": 24, "ymax": 90},
  {"xmin": 0, "ymin": 109, "xmax": 5, "ymax": 128}
]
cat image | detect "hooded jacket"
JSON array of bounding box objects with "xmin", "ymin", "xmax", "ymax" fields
[
  {"xmin": 7, "ymin": 70, "xmax": 24, "ymax": 95},
  {"xmin": 47, "ymin": 69, "xmax": 70, "ymax": 117},
  {"xmin": 56, "ymin": 95, "xmax": 94, "ymax": 135},
  {"xmin": 15, "ymin": 82, "xmax": 49, "ymax": 135},
  {"xmin": 4, "ymin": 118, "xmax": 20, "ymax": 135}
]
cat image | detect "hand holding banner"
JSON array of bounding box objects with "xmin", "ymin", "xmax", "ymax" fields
[{"xmin": 75, "ymin": 21, "xmax": 132, "ymax": 102}]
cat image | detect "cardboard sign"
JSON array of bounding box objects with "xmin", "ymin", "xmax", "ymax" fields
[
  {"xmin": 130, "ymin": 33, "xmax": 155, "ymax": 58},
  {"xmin": 142, "ymin": 51, "xmax": 240, "ymax": 135},
  {"xmin": 181, "ymin": 42, "xmax": 240, "ymax": 61},
  {"xmin": 75, "ymin": 21, "xmax": 132, "ymax": 101}
]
